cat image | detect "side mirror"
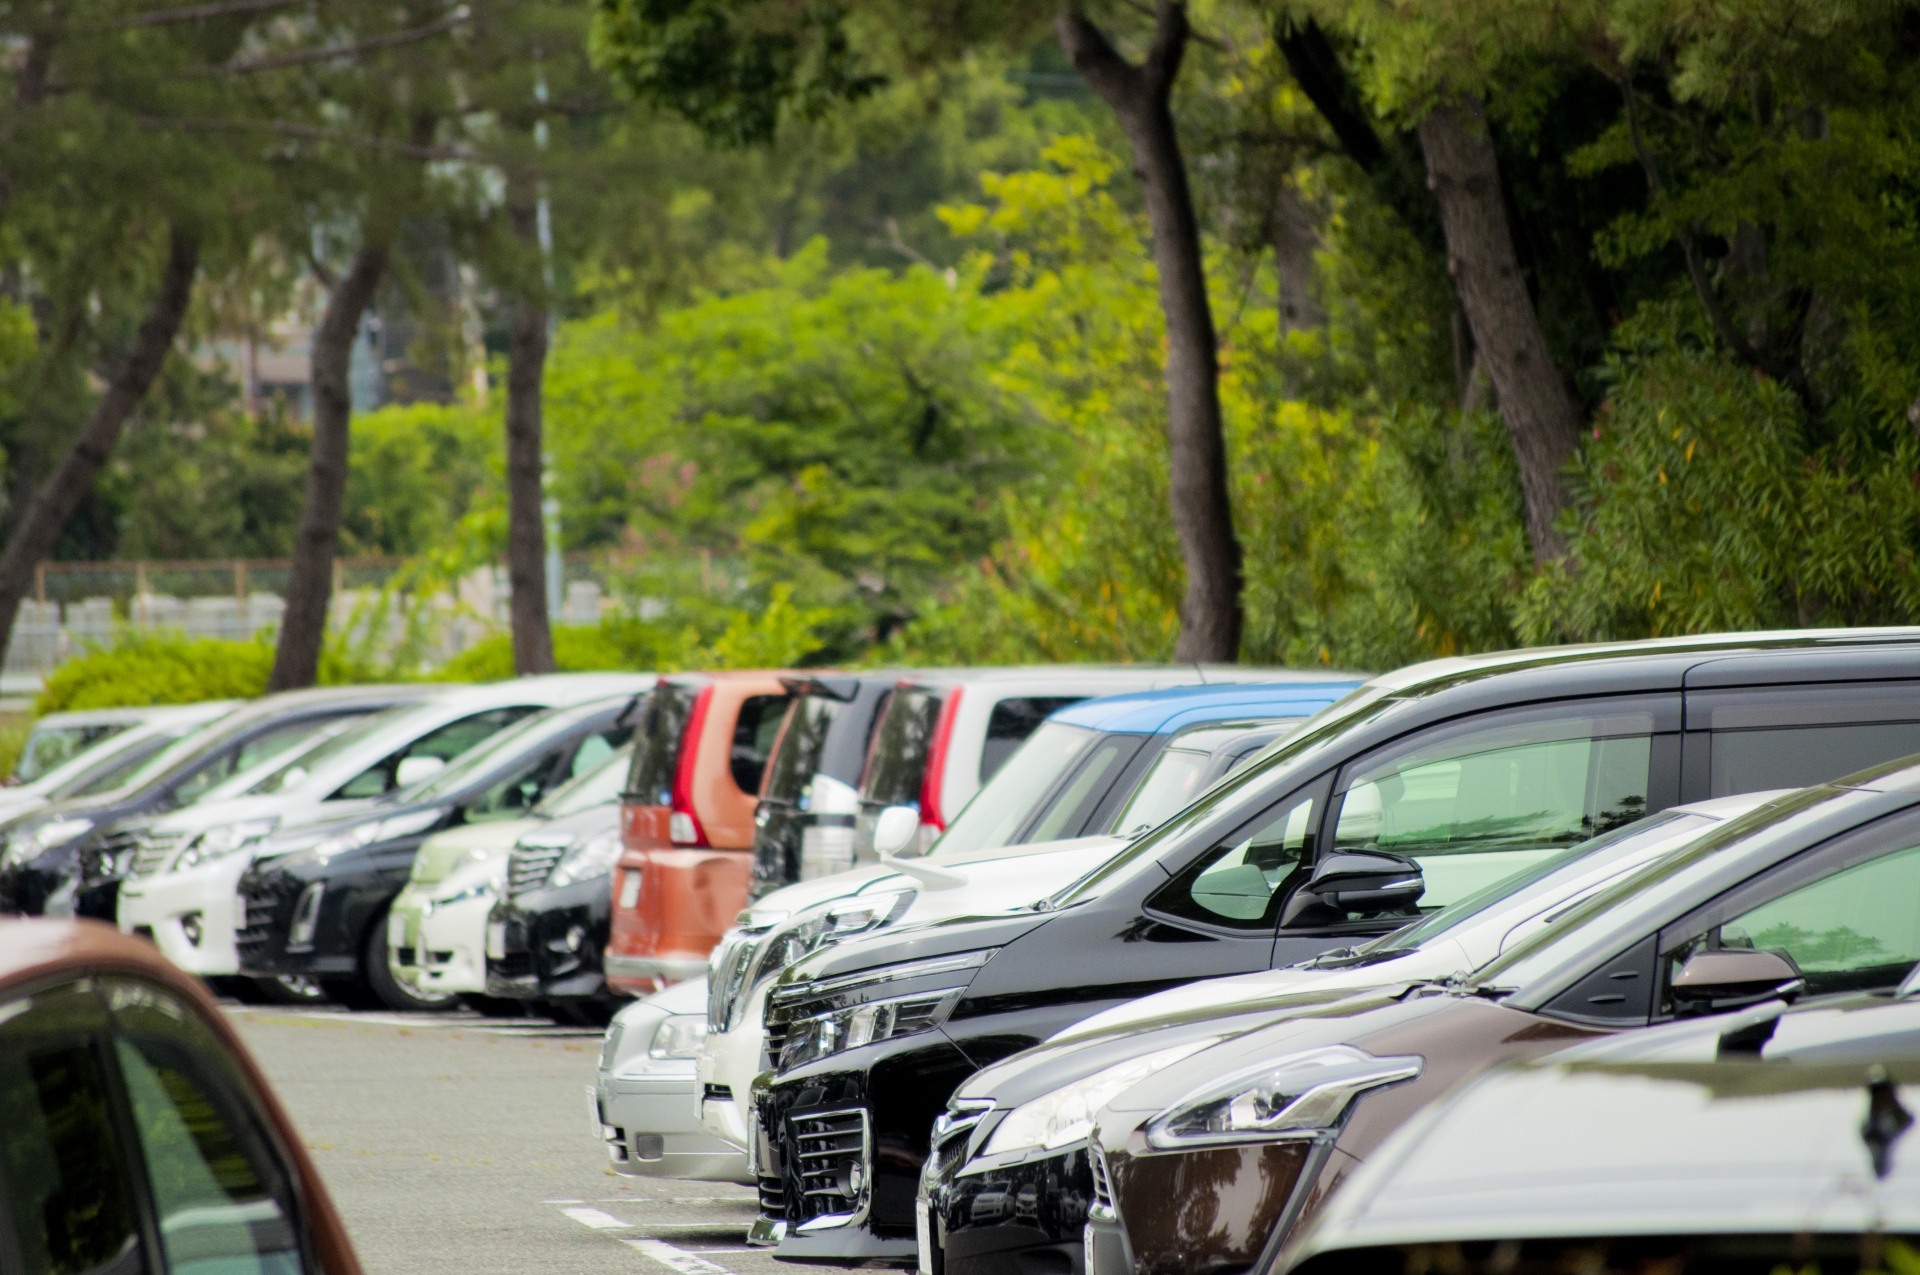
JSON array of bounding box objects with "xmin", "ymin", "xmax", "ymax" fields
[
  {"xmin": 1280, "ymin": 850, "xmax": 1424, "ymax": 929},
  {"xmin": 872, "ymin": 805, "xmax": 921, "ymax": 857},
  {"xmin": 395, "ymin": 755, "xmax": 446, "ymax": 789},
  {"xmin": 1671, "ymin": 949, "xmax": 1805, "ymax": 1016}
]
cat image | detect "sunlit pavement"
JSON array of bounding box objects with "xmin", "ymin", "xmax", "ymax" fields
[{"xmin": 227, "ymin": 1005, "xmax": 789, "ymax": 1275}]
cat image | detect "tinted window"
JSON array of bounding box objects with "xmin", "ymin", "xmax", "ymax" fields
[
  {"xmin": 627, "ymin": 684, "xmax": 693, "ymax": 806},
  {"xmin": 1332, "ymin": 709, "xmax": 1655, "ymax": 910},
  {"xmin": 1668, "ymin": 841, "xmax": 1920, "ymax": 1000},
  {"xmin": 980, "ymin": 697, "xmax": 1083, "ymax": 782},
  {"xmin": 1111, "ymin": 749, "xmax": 1211, "ymax": 838},
  {"xmin": 1713, "ymin": 722, "xmax": 1920, "ymax": 795},
  {"xmin": 1148, "ymin": 785, "xmax": 1320, "ymax": 931},
  {"xmin": 333, "ymin": 706, "xmax": 540, "ymax": 799},
  {"xmin": 472, "ymin": 724, "xmax": 632, "ymax": 824},
  {"xmin": 62, "ymin": 734, "xmax": 177, "ymax": 798},
  {"xmin": 763, "ymin": 697, "xmax": 842, "ymax": 803},
  {"xmin": 861, "ymin": 689, "xmax": 941, "ymax": 807},
  {"xmin": 537, "ymin": 745, "xmax": 633, "ymax": 818},
  {"xmin": 0, "ymin": 981, "xmax": 147, "ymax": 1274},
  {"xmin": 731, "ymin": 694, "xmax": 790, "ymax": 796},
  {"xmin": 109, "ymin": 978, "xmax": 304, "ymax": 1275},
  {"xmin": 16, "ymin": 723, "xmax": 127, "ymax": 781}
]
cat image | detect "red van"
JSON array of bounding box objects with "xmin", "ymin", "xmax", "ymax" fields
[{"xmin": 605, "ymin": 672, "xmax": 792, "ymax": 995}]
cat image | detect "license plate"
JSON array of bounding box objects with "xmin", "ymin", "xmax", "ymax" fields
[
  {"xmin": 916, "ymin": 1198, "xmax": 932, "ymax": 1275},
  {"xmin": 387, "ymin": 911, "xmax": 408, "ymax": 947},
  {"xmin": 487, "ymin": 920, "xmax": 507, "ymax": 960}
]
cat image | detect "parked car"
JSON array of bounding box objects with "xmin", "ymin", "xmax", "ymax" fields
[
  {"xmin": 919, "ymin": 792, "xmax": 1771, "ymax": 1275},
  {"xmin": 0, "ymin": 700, "xmax": 240, "ymax": 823},
  {"xmin": 699, "ymin": 679, "xmax": 1363, "ymax": 1190},
  {"xmin": 1069, "ymin": 751, "xmax": 1920, "ymax": 1275},
  {"xmin": 119, "ymin": 675, "xmax": 645, "ymax": 1001},
  {"xmin": 752, "ymin": 672, "xmax": 916, "ymax": 896},
  {"xmin": 0, "ymin": 917, "xmax": 364, "ymax": 1273},
  {"xmin": 1271, "ymin": 990, "xmax": 1920, "ymax": 1275},
  {"xmin": 592, "ymin": 975, "xmax": 755, "ymax": 1184},
  {"xmin": 0, "ymin": 684, "xmax": 439, "ymax": 920},
  {"xmin": 387, "ymin": 742, "xmax": 632, "ymax": 1015},
  {"xmin": 237, "ymin": 690, "xmax": 646, "ymax": 1010},
  {"xmin": 483, "ymin": 802, "xmax": 626, "ymax": 1023},
  {"xmin": 605, "ymin": 670, "xmax": 795, "ymax": 993},
  {"xmin": 752, "ymin": 629, "xmax": 1920, "ymax": 1265}
]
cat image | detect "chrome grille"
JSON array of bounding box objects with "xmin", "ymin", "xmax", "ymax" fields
[
  {"xmin": 129, "ymin": 831, "xmax": 185, "ymax": 878},
  {"xmin": 92, "ymin": 827, "xmax": 141, "ymax": 879},
  {"xmin": 507, "ymin": 844, "xmax": 565, "ymax": 895},
  {"xmin": 757, "ymin": 1173, "xmax": 786, "ymax": 1219},
  {"xmin": 927, "ymin": 1102, "xmax": 990, "ymax": 1181},
  {"xmin": 1089, "ymin": 1142, "xmax": 1114, "ymax": 1214},
  {"xmin": 788, "ymin": 1108, "xmax": 869, "ymax": 1222}
]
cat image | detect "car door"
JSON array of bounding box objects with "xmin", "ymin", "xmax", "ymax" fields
[
  {"xmin": 1278, "ymin": 695, "xmax": 1681, "ymax": 966},
  {"xmin": 1681, "ymin": 673, "xmax": 1920, "ymax": 800}
]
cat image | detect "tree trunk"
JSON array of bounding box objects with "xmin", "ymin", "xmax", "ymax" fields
[
  {"xmin": 267, "ymin": 234, "xmax": 391, "ymax": 691},
  {"xmin": 1416, "ymin": 102, "xmax": 1580, "ymax": 563},
  {"xmin": 1270, "ymin": 182, "xmax": 1323, "ymax": 334},
  {"xmin": 0, "ymin": 227, "xmax": 200, "ymax": 671},
  {"xmin": 505, "ymin": 289, "xmax": 555, "ymax": 675},
  {"xmin": 1057, "ymin": 1, "xmax": 1242, "ymax": 662}
]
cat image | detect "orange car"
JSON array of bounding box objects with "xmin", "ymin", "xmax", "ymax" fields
[
  {"xmin": 605, "ymin": 671, "xmax": 793, "ymax": 994},
  {"xmin": 0, "ymin": 917, "xmax": 362, "ymax": 1273}
]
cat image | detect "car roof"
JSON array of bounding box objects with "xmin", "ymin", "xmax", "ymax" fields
[
  {"xmin": 1284, "ymin": 1043, "xmax": 1920, "ymax": 1266},
  {"xmin": 31, "ymin": 701, "xmax": 242, "ymax": 727},
  {"xmin": 1049, "ymin": 680, "xmax": 1365, "ymax": 734},
  {"xmin": 899, "ymin": 666, "xmax": 1364, "ymax": 691}
]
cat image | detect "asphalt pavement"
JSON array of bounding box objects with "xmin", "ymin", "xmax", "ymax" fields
[{"xmin": 227, "ymin": 1004, "xmax": 788, "ymax": 1275}]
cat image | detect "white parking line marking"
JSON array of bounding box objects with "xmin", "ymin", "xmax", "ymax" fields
[
  {"xmin": 563, "ymin": 1207, "xmax": 634, "ymax": 1230},
  {"xmin": 624, "ymin": 1238, "xmax": 737, "ymax": 1275}
]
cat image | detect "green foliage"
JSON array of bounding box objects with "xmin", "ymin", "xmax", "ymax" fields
[
  {"xmin": 33, "ymin": 630, "xmax": 389, "ymax": 714},
  {"xmin": 0, "ymin": 716, "xmax": 30, "ymax": 780}
]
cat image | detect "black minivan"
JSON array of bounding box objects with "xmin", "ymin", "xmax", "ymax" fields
[{"xmin": 753, "ymin": 631, "xmax": 1920, "ymax": 1264}]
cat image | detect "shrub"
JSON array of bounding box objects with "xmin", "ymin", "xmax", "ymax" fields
[{"xmin": 33, "ymin": 630, "xmax": 388, "ymax": 714}]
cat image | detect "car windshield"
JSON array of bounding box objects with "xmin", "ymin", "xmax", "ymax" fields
[
  {"xmin": 53, "ymin": 733, "xmax": 178, "ymax": 799},
  {"xmin": 111, "ymin": 710, "xmax": 269, "ymax": 792},
  {"xmin": 1108, "ymin": 719, "xmax": 1308, "ymax": 838},
  {"xmin": 242, "ymin": 705, "xmax": 424, "ymax": 795},
  {"xmin": 14, "ymin": 721, "xmax": 129, "ymax": 782},
  {"xmin": 1039, "ymin": 684, "xmax": 1407, "ymax": 910},
  {"xmin": 930, "ymin": 723, "xmax": 1100, "ymax": 858},
  {"xmin": 763, "ymin": 696, "xmax": 842, "ymax": 803},
  {"xmin": 1358, "ymin": 809, "xmax": 1706, "ymax": 956},
  {"xmin": 409, "ymin": 698, "xmax": 625, "ymax": 801},
  {"xmin": 537, "ymin": 744, "xmax": 633, "ymax": 818}
]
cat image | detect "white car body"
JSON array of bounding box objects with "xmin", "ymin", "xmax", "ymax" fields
[
  {"xmin": 393, "ymin": 827, "xmax": 535, "ymax": 997},
  {"xmin": 0, "ymin": 702, "xmax": 241, "ymax": 826},
  {"xmin": 118, "ymin": 673, "xmax": 654, "ymax": 976},
  {"xmin": 1043, "ymin": 791, "xmax": 1779, "ymax": 1051},
  {"xmin": 698, "ymin": 834, "xmax": 1126, "ymax": 1153},
  {"xmin": 596, "ymin": 976, "xmax": 752, "ymax": 1182}
]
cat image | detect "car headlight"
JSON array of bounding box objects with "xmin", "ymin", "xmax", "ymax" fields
[
  {"xmin": 982, "ymin": 1041, "xmax": 1221, "ymax": 1156},
  {"xmin": 1143, "ymin": 1046, "xmax": 1422, "ymax": 1150},
  {"xmin": 174, "ymin": 818, "xmax": 280, "ymax": 872},
  {"xmin": 14, "ymin": 817, "xmax": 94, "ymax": 860},
  {"xmin": 772, "ymin": 948, "xmax": 993, "ymax": 1072},
  {"xmin": 708, "ymin": 890, "xmax": 916, "ymax": 1035},
  {"xmin": 314, "ymin": 808, "xmax": 447, "ymax": 861},
  {"xmin": 424, "ymin": 880, "xmax": 495, "ymax": 914},
  {"xmin": 649, "ymin": 1013, "xmax": 709, "ymax": 1059},
  {"xmin": 549, "ymin": 830, "xmax": 622, "ymax": 888}
]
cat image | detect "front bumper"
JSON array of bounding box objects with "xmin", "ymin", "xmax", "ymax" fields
[
  {"xmin": 485, "ymin": 876, "xmax": 615, "ymax": 1002},
  {"xmin": 117, "ymin": 853, "xmax": 251, "ymax": 976},
  {"xmin": 389, "ymin": 885, "xmax": 492, "ymax": 997},
  {"xmin": 924, "ymin": 1136, "xmax": 1092, "ymax": 1275},
  {"xmin": 1090, "ymin": 1140, "xmax": 1322, "ymax": 1275},
  {"xmin": 0, "ymin": 844, "xmax": 80, "ymax": 916},
  {"xmin": 237, "ymin": 852, "xmax": 411, "ymax": 980},
  {"xmin": 594, "ymin": 1062, "xmax": 752, "ymax": 1183}
]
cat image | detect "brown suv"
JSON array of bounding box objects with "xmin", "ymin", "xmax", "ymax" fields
[{"xmin": 0, "ymin": 917, "xmax": 361, "ymax": 1273}]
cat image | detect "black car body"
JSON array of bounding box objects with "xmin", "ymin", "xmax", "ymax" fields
[
  {"xmin": 0, "ymin": 685, "xmax": 435, "ymax": 920},
  {"xmin": 1274, "ymin": 988, "xmax": 1920, "ymax": 1275},
  {"xmin": 754, "ymin": 631, "xmax": 1920, "ymax": 1265},
  {"xmin": 1061, "ymin": 755, "xmax": 1920, "ymax": 1275},
  {"xmin": 753, "ymin": 674, "xmax": 910, "ymax": 898},
  {"xmin": 237, "ymin": 693, "xmax": 641, "ymax": 1007},
  {"xmin": 485, "ymin": 803, "xmax": 624, "ymax": 1020}
]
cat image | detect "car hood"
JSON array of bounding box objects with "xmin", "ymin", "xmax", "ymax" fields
[
  {"xmin": 411, "ymin": 818, "xmax": 542, "ymax": 886},
  {"xmin": 778, "ymin": 909, "xmax": 1056, "ymax": 987},
  {"xmin": 1289, "ymin": 1053, "xmax": 1920, "ymax": 1261}
]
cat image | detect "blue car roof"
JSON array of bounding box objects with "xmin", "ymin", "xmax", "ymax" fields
[{"xmin": 1049, "ymin": 679, "xmax": 1364, "ymax": 736}]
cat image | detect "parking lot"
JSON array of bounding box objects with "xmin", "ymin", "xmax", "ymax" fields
[{"xmin": 226, "ymin": 1004, "xmax": 783, "ymax": 1275}]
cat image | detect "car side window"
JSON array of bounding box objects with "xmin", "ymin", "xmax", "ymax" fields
[
  {"xmin": 1025, "ymin": 734, "xmax": 1140, "ymax": 844},
  {"xmin": 106, "ymin": 978, "xmax": 305, "ymax": 1275},
  {"xmin": 336, "ymin": 706, "xmax": 539, "ymax": 799},
  {"xmin": 1664, "ymin": 842, "xmax": 1920, "ymax": 1003},
  {"xmin": 172, "ymin": 717, "xmax": 341, "ymax": 808},
  {"xmin": 0, "ymin": 980, "xmax": 149, "ymax": 1275},
  {"xmin": 1329, "ymin": 707, "xmax": 1657, "ymax": 912},
  {"xmin": 1146, "ymin": 784, "xmax": 1320, "ymax": 931},
  {"xmin": 730, "ymin": 695, "xmax": 791, "ymax": 796},
  {"xmin": 1694, "ymin": 684, "xmax": 1920, "ymax": 797}
]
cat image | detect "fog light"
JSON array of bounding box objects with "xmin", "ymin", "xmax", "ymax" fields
[
  {"xmin": 179, "ymin": 912, "xmax": 203, "ymax": 947},
  {"xmin": 288, "ymin": 883, "xmax": 325, "ymax": 950},
  {"xmin": 565, "ymin": 924, "xmax": 586, "ymax": 952},
  {"xmin": 633, "ymin": 1133, "xmax": 665, "ymax": 1161}
]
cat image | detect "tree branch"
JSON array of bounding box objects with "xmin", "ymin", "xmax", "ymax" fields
[{"xmin": 192, "ymin": 7, "xmax": 468, "ymax": 75}]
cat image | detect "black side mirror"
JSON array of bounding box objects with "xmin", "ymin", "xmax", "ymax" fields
[
  {"xmin": 1280, "ymin": 850, "xmax": 1424, "ymax": 929},
  {"xmin": 1671, "ymin": 949, "xmax": 1805, "ymax": 1017}
]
